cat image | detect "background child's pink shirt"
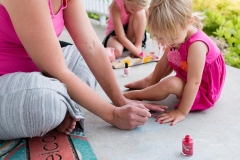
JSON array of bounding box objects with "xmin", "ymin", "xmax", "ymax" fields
[
  {"xmin": 0, "ymin": 0, "xmax": 67, "ymax": 76},
  {"xmin": 106, "ymin": 0, "xmax": 130, "ymax": 35}
]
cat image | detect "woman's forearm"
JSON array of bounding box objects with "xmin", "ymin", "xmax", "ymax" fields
[
  {"xmin": 58, "ymin": 70, "xmax": 116, "ymax": 123},
  {"xmin": 64, "ymin": 0, "xmax": 127, "ymax": 107}
]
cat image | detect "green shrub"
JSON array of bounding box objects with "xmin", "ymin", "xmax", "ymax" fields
[
  {"xmin": 203, "ymin": 11, "xmax": 240, "ymax": 68},
  {"xmin": 214, "ymin": 15, "xmax": 240, "ymax": 68},
  {"xmin": 87, "ymin": 12, "xmax": 99, "ymax": 20},
  {"xmin": 193, "ymin": 0, "xmax": 240, "ymax": 69},
  {"xmin": 193, "ymin": 0, "xmax": 239, "ymax": 19}
]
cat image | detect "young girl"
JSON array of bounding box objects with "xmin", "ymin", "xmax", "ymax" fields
[
  {"xmin": 103, "ymin": 0, "xmax": 154, "ymax": 60},
  {"xmin": 124, "ymin": 0, "xmax": 226, "ymax": 126}
]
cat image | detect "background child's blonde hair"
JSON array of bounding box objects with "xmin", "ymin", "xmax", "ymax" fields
[
  {"xmin": 124, "ymin": 0, "xmax": 151, "ymax": 8},
  {"xmin": 148, "ymin": 0, "xmax": 204, "ymax": 44}
]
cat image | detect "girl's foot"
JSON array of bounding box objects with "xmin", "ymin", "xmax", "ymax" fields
[
  {"xmin": 123, "ymin": 91, "xmax": 133, "ymax": 100},
  {"xmin": 124, "ymin": 78, "xmax": 150, "ymax": 90},
  {"xmin": 105, "ymin": 47, "xmax": 116, "ymax": 62},
  {"xmin": 123, "ymin": 90, "xmax": 140, "ymax": 100},
  {"xmin": 56, "ymin": 113, "xmax": 79, "ymax": 135}
]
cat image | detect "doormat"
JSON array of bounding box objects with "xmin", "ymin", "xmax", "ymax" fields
[{"xmin": 0, "ymin": 127, "xmax": 96, "ymax": 160}]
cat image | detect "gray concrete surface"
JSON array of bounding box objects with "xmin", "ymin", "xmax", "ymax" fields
[{"xmin": 59, "ymin": 19, "xmax": 240, "ymax": 160}]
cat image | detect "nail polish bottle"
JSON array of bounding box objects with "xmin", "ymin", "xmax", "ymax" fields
[
  {"xmin": 124, "ymin": 62, "xmax": 130, "ymax": 76},
  {"xmin": 182, "ymin": 135, "xmax": 193, "ymax": 156}
]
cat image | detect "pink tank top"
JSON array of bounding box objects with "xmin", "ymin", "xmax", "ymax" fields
[
  {"xmin": 106, "ymin": 0, "xmax": 130, "ymax": 35},
  {"xmin": 0, "ymin": 0, "xmax": 67, "ymax": 76}
]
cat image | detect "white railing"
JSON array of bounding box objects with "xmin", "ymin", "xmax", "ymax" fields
[{"xmin": 83, "ymin": 0, "xmax": 113, "ymax": 26}]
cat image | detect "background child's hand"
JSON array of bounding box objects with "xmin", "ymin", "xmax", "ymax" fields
[
  {"xmin": 130, "ymin": 51, "xmax": 158, "ymax": 59},
  {"xmin": 155, "ymin": 109, "xmax": 186, "ymax": 126},
  {"xmin": 144, "ymin": 52, "xmax": 159, "ymax": 59}
]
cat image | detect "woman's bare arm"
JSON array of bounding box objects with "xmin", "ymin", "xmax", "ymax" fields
[
  {"xmin": 64, "ymin": 0, "xmax": 128, "ymax": 107},
  {"xmin": 2, "ymin": 0, "xmax": 151, "ymax": 129}
]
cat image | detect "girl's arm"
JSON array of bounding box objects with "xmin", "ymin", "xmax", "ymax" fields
[
  {"xmin": 156, "ymin": 41, "xmax": 207, "ymax": 126},
  {"xmin": 150, "ymin": 48, "xmax": 170, "ymax": 85},
  {"xmin": 2, "ymin": 0, "xmax": 150, "ymax": 129},
  {"xmin": 176, "ymin": 41, "xmax": 207, "ymax": 116},
  {"xmin": 111, "ymin": 2, "xmax": 141, "ymax": 56}
]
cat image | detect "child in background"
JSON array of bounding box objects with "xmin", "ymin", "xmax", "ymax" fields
[
  {"xmin": 124, "ymin": 0, "xmax": 226, "ymax": 126},
  {"xmin": 103, "ymin": 0, "xmax": 155, "ymax": 60}
]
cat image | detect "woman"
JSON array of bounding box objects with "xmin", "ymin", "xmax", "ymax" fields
[{"xmin": 0, "ymin": 0, "xmax": 166, "ymax": 140}]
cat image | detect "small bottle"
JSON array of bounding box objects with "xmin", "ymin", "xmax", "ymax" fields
[
  {"xmin": 124, "ymin": 62, "xmax": 130, "ymax": 76},
  {"xmin": 182, "ymin": 135, "xmax": 193, "ymax": 156}
]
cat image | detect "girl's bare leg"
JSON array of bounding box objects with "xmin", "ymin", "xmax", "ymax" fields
[
  {"xmin": 107, "ymin": 9, "xmax": 146, "ymax": 58},
  {"xmin": 107, "ymin": 36, "xmax": 124, "ymax": 59},
  {"xmin": 124, "ymin": 73, "xmax": 153, "ymax": 89},
  {"xmin": 127, "ymin": 9, "xmax": 146, "ymax": 49},
  {"xmin": 124, "ymin": 76, "xmax": 185, "ymax": 101},
  {"xmin": 56, "ymin": 112, "xmax": 79, "ymax": 135}
]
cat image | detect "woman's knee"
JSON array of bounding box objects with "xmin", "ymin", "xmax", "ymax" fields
[
  {"xmin": 26, "ymin": 87, "xmax": 68, "ymax": 137},
  {"xmin": 0, "ymin": 87, "xmax": 68, "ymax": 139}
]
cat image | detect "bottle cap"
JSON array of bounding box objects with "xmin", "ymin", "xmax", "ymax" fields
[
  {"xmin": 184, "ymin": 135, "xmax": 192, "ymax": 142},
  {"xmin": 125, "ymin": 62, "xmax": 128, "ymax": 68}
]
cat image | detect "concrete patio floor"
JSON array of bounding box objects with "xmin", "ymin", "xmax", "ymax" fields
[{"xmin": 59, "ymin": 19, "xmax": 240, "ymax": 160}]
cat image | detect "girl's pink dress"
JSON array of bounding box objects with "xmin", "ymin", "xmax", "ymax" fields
[{"xmin": 167, "ymin": 30, "xmax": 226, "ymax": 111}]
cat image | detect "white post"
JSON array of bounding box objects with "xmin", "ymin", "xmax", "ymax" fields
[
  {"xmin": 104, "ymin": 0, "xmax": 109, "ymax": 15},
  {"xmin": 99, "ymin": 0, "xmax": 103, "ymax": 14},
  {"xmin": 100, "ymin": 15, "xmax": 106, "ymax": 26}
]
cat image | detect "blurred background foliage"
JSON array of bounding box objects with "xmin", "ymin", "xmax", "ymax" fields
[{"xmin": 87, "ymin": 0, "xmax": 240, "ymax": 68}]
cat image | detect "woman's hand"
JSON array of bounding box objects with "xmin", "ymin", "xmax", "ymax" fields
[
  {"xmin": 155, "ymin": 109, "xmax": 186, "ymax": 126},
  {"xmin": 110, "ymin": 97, "xmax": 167, "ymax": 130},
  {"xmin": 111, "ymin": 104, "xmax": 151, "ymax": 130}
]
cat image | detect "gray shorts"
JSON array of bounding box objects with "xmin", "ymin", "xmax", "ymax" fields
[{"xmin": 0, "ymin": 45, "xmax": 97, "ymax": 140}]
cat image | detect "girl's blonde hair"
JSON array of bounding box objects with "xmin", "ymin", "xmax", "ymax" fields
[
  {"xmin": 148, "ymin": 0, "xmax": 204, "ymax": 44},
  {"xmin": 124, "ymin": 0, "xmax": 151, "ymax": 8}
]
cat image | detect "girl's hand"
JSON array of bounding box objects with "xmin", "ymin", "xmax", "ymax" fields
[
  {"xmin": 130, "ymin": 51, "xmax": 158, "ymax": 59},
  {"xmin": 143, "ymin": 52, "xmax": 159, "ymax": 59},
  {"xmin": 125, "ymin": 98, "xmax": 168, "ymax": 112},
  {"xmin": 155, "ymin": 109, "xmax": 186, "ymax": 126}
]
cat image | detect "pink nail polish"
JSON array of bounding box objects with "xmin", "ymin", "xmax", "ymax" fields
[
  {"xmin": 182, "ymin": 135, "xmax": 193, "ymax": 156},
  {"xmin": 124, "ymin": 62, "xmax": 130, "ymax": 76}
]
